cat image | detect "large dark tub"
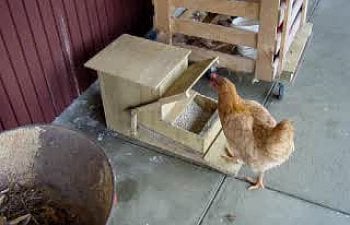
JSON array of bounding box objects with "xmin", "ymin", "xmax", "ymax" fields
[{"xmin": 0, "ymin": 125, "xmax": 115, "ymax": 225}]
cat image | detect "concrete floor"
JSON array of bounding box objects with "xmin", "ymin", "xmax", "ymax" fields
[{"xmin": 54, "ymin": 0, "xmax": 350, "ymax": 224}]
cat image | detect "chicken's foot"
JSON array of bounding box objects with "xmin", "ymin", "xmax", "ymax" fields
[{"xmin": 246, "ymin": 172, "xmax": 265, "ymax": 190}]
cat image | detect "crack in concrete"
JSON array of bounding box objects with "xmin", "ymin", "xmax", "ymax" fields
[
  {"xmin": 196, "ymin": 176, "xmax": 226, "ymax": 225},
  {"xmin": 309, "ymin": 0, "xmax": 323, "ymax": 22},
  {"xmin": 265, "ymin": 186, "xmax": 350, "ymax": 217}
]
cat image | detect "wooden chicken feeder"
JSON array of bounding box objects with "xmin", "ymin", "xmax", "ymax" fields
[{"xmin": 85, "ymin": 34, "xmax": 242, "ymax": 175}]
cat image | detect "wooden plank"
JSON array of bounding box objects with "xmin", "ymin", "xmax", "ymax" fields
[
  {"xmin": 273, "ymin": 56, "xmax": 280, "ymax": 79},
  {"xmin": 153, "ymin": 0, "xmax": 172, "ymax": 44},
  {"xmin": 158, "ymin": 57, "xmax": 189, "ymax": 96},
  {"xmin": 135, "ymin": 125, "xmax": 212, "ymax": 167},
  {"xmin": 255, "ymin": 0, "xmax": 280, "ymax": 81},
  {"xmin": 279, "ymin": 2, "xmax": 286, "ymax": 27},
  {"xmin": 163, "ymin": 58, "xmax": 218, "ymax": 97},
  {"xmin": 99, "ymin": 74, "xmax": 139, "ymax": 135},
  {"xmin": 159, "ymin": 93, "xmax": 188, "ymax": 106},
  {"xmin": 129, "ymin": 125, "xmax": 241, "ymax": 175},
  {"xmin": 301, "ymin": 0, "xmax": 309, "ymax": 25},
  {"xmin": 287, "ymin": 11, "xmax": 302, "ymax": 51},
  {"xmin": 85, "ymin": 35, "xmax": 190, "ymax": 89},
  {"xmin": 281, "ymin": 23, "xmax": 313, "ymax": 81},
  {"xmin": 289, "ymin": 0, "xmax": 303, "ymax": 30},
  {"xmin": 173, "ymin": 19, "xmax": 257, "ymax": 48},
  {"xmin": 204, "ymin": 131, "xmax": 242, "ymax": 175},
  {"xmin": 190, "ymin": 94, "xmax": 221, "ymax": 152},
  {"xmin": 177, "ymin": 9, "xmax": 194, "ymax": 20},
  {"xmin": 172, "ymin": 0, "xmax": 260, "ymax": 20},
  {"xmin": 177, "ymin": 9, "xmax": 217, "ymax": 24},
  {"xmin": 275, "ymin": 31, "xmax": 282, "ymax": 55},
  {"xmin": 278, "ymin": 0, "xmax": 294, "ymax": 74},
  {"xmin": 174, "ymin": 42, "xmax": 255, "ymax": 73},
  {"xmin": 141, "ymin": 120, "xmax": 204, "ymax": 153}
]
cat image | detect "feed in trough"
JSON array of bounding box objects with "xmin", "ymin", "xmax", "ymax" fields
[{"xmin": 173, "ymin": 96, "xmax": 217, "ymax": 134}]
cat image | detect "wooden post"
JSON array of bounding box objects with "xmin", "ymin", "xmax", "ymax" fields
[
  {"xmin": 255, "ymin": 0, "xmax": 280, "ymax": 82},
  {"xmin": 278, "ymin": 0, "xmax": 293, "ymax": 75},
  {"xmin": 130, "ymin": 110, "xmax": 138, "ymax": 137},
  {"xmin": 153, "ymin": 0, "xmax": 173, "ymax": 44},
  {"xmin": 301, "ymin": 0, "xmax": 309, "ymax": 25}
]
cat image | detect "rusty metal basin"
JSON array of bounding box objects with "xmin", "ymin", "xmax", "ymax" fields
[{"xmin": 0, "ymin": 125, "xmax": 115, "ymax": 225}]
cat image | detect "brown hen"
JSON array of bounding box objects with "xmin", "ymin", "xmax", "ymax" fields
[{"xmin": 210, "ymin": 73, "xmax": 295, "ymax": 190}]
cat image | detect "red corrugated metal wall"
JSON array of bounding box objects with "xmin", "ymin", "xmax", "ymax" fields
[{"xmin": 0, "ymin": 0, "xmax": 153, "ymax": 131}]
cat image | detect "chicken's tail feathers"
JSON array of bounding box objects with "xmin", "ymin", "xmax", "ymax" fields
[{"xmin": 265, "ymin": 119, "xmax": 295, "ymax": 160}]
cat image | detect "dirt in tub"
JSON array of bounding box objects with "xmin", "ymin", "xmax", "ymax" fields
[
  {"xmin": 0, "ymin": 184, "xmax": 90, "ymax": 225},
  {"xmin": 173, "ymin": 98, "xmax": 216, "ymax": 134}
]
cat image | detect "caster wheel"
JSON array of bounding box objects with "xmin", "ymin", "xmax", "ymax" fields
[
  {"xmin": 273, "ymin": 82, "xmax": 285, "ymax": 100},
  {"xmin": 145, "ymin": 30, "xmax": 157, "ymax": 41}
]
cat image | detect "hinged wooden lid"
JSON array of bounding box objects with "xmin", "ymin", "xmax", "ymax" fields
[
  {"xmin": 162, "ymin": 57, "xmax": 218, "ymax": 98},
  {"xmin": 85, "ymin": 34, "xmax": 191, "ymax": 89}
]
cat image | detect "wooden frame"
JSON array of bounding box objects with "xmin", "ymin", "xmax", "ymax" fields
[{"xmin": 153, "ymin": 0, "xmax": 313, "ymax": 82}]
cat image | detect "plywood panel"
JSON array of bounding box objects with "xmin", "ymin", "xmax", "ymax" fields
[
  {"xmin": 0, "ymin": 0, "xmax": 44, "ymax": 123},
  {"xmin": 23, "ymin": 0, "xmax": 66, "ymax": 112},
  {"xmin": 0, "ymin": 78, "xmax": 18, "ymax": 129},
  {"xmin": 38, "ymin": 0, "xmax": 76, "ymax": 105},
  {"xmin": 8, "ymin": 0, "xmax": 56, "ymax": 122}
]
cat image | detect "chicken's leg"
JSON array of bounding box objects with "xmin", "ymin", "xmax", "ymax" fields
[
  {"xmin": 246, "ymin": 172, "xmax": 265, "ymax": 190},
  {"xmin": 221, "ymin": 145, "xmax": 239, "ymax": 163}
]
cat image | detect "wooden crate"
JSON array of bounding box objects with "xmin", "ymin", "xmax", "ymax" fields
[{"xmin": 153, "ymin": 0, "xmax": 313, "ymax": 82}]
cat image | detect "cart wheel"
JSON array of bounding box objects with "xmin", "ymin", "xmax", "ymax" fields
[
  {"xmin": 273, "ymin": 82, "xmax": 285, "ymax": 100},
  {"xmin": 145, "ymin": 30, "xmax": 157, "ymax": 41}
]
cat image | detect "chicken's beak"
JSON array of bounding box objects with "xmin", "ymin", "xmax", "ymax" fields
[
  {"xmin": 210, "ymin": 73, "xmax": 218, "ymax": 81},
  {"xmin": 209, "ymin": 73, "xmax": 219, "ymax": 91}
]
